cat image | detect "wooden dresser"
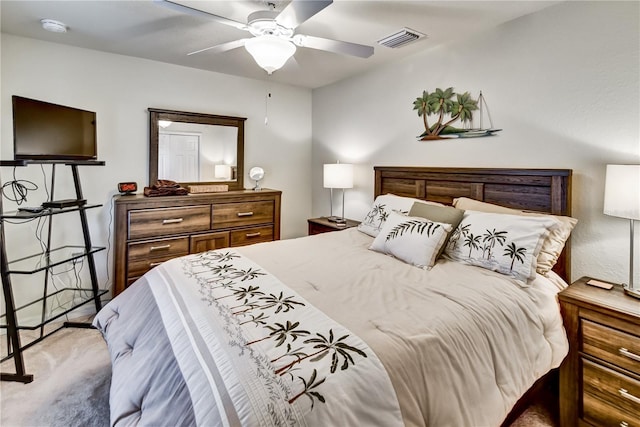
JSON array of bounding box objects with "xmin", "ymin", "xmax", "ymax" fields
[
  {"xmin": 113, "ymin": 189, "xmax": 281, "ymax": 295},
  {"xmin": 559, "ymin": 276, "xmax": 640, "ymax": 426}
]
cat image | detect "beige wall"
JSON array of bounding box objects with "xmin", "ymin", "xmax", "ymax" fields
[
  {"xmin": 311, "ymin": 1, "xmax": 640, "ymax": 284},
  {"xmin": 1, "ymin": 1, "xmax": 639, "ymax": 319},
  {"xmin": 1, "ymin": 35, "xmax": 312, "ymax": 309}
]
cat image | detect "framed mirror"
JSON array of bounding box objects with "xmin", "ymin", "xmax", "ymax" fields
[{"xmin": 149, "ymin": 108, "xmax": 246, "ymax": 191}]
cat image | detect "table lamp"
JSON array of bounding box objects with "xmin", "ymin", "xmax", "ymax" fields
[
  {"xmin": 604, "ymin": 164, "xmax": 640, "ymax": 299},
  {"xmin": 214, "ymin": 165, "xmax": 232, "ymax": 180},
  {"xmin": 323, "ymin": 162, "xmax": 353, "ymax": 224}
]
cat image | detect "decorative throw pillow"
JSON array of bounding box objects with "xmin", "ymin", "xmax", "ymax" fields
[
  {"xmin": 370, "ymin": 211, "xmax": 452, "ymax": 269},
  {"xmin": 357, "ymin": 194, "xmax": 443, "ymax": 237},
  {"xmin": 444, "ymin": 210, "xmax": 555, "ymax": 283},
  {"xmin": 452, "ymin": 197, "xmax": 577, "ymax": 275},
  {"xmin": 409, "ymin": 202, "xmax": 465, "ymax": 260}
]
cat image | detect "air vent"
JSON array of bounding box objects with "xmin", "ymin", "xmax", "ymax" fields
[{"xmin": 377, "ymin": 28, "xmax": 426, "ymax": 48}]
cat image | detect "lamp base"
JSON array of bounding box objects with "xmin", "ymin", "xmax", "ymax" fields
[
  {"xmin": 327, "ymin": 216, "xmax": 346, "ymax": 224},
  {"xmin": 623, "ymin": 286, "xmax": 640, "ymax": 300}
]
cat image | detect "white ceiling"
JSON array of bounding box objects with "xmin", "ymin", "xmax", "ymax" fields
[{"xmin": 0, "ymin": 1, "xmax": 559, "ymax": 89}]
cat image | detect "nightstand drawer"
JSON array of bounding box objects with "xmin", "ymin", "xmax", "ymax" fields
[
  {"xmin": 307, "ymin": 217, "xmax": 361, "ymax": 235},
  {"xmin": 212, "ymin": 201, "xmax": 274, "ymax": 229},
  {"xmin": 583, "ymin": 392, "xmax": 639, "ymax": 427},
  {"xmin": 559, "ymin": 278, "xmax": 640, "ymax": 427},
  {"xmin": 583, "ymin": 319, "xmax": 640, "ymax": 376},
  {"xmin": 583, "ymin": 358, "xmax": 640, "ymax": 417},
  {"xmin": 129, "ymin": 205, "xmax": 211, "ymax": 239}
]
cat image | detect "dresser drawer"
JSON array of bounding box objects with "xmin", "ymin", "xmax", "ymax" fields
[
  {"xmin": 190, "ymin": 232, "xmax": 230, "ymax": 254},
  {"xmin": 129, "ymin": 205, "xmax": 210, "ymax": 239},
  {"xmin": 128, "ymin": 237, "xmax": 190, "ymax": 260},
  {"xmin": 230, "ymin": 225, "xmax": 274, "ymax": 247},
  {"xmin": 583, "ymin": 392, "xmax": 639, "ymax": 427},
  {"xmin": 583, "ymin": 319, "xmax": 640, "ymax": 376},
  {"xmin": 212, "ymin": 201, "xmax": 274, "ymax": 229},
  {"xmin": 583, "ymin": 358, "xmax": 640, "ymax": 417},
  {"xmin": 127, "ymin": 253, "xmax": 186, "ymax": 278}
]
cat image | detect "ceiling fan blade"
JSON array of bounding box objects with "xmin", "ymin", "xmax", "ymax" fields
[
  {"xmin": 276, "ymin": 0, "xmax": 332, "ymax": 30},
  {"xmin": 154, "ymin": 0, "xmax": 248, "ymax": 31},
  {"xmin": 187, "ymin": 39, "xmax": 248, "ymax": 56},
  {"xmin": 296, "ymin": 35, "xmax": 374, "ymax": 58}
]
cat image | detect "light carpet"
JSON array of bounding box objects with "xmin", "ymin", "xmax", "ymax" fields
[
  {"xmin": 1, "ymin": 327, "xmax": 110, "ymax": 427},
  {"xmin": 1, "ymin": 326, "xmax": 556, "ymax": 427}
]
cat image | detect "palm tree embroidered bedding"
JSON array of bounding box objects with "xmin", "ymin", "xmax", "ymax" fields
[{"xmin": 94, "ymin": 224, "xmax": 569, "ymax": 426}]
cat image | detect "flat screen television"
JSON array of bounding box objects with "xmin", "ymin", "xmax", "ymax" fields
[{"xmin": 12, "ymin": 96, "xmax": 97, "ymax": 161}]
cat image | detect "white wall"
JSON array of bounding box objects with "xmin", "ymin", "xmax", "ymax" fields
[
  {"xmin": 312, "ymin": 1, "xmax": 640, "ymax": 284},
  {"xmin": 1, "ymin": 35, "xmax": 312, "ymax": 312}
]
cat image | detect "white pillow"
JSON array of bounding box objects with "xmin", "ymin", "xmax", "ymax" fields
[
  {"xmin": 452, "ymin": 197, "xmax": 577, "ymax": 275},
  {"xmin": 358, "ymin": 194, "xmax": 443, "ymax": 237},
  {"xmin": 444, "ymin": 210, "xmax": 555, "ymax": 283},
  {"xmin": 370, "ymin": 211, "xmax": 452, "ymax": 269}
]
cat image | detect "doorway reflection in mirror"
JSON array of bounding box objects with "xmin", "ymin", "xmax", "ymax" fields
[{"xmin": 158, "ymin": 122, "xmax": 237, "ymax": 183}]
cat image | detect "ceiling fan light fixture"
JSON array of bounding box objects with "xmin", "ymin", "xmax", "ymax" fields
[{"xmin": 245, "ymin": 35, "xmax": 296, "ymax": 74}]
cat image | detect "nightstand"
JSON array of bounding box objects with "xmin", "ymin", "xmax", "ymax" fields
[
  {"xmin": 558, "ymin": 276, "xmax": 640, "ymax": 427},
  {"xmin": 307, "ymin": 217, "xmax": 360, "ymax": 235}
]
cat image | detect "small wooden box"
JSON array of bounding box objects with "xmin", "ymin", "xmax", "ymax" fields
[{"xmin": 188, "ymin": 184, "xmax": 229, "ymax": 193}]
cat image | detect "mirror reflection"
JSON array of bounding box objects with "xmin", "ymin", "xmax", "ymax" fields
[
  {"xmin": 158, "ymin": 122, "xmax": 237, "ymax": 182},
  {"xmin": 149, "ymin": 109, "xmax": 246, "ymax": 190}
]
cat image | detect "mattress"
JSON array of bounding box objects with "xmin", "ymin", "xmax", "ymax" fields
[{"xmin": 94, "ymin": 227, "xmax": 568, "ymax": 426}]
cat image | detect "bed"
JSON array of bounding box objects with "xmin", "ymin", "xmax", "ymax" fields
[{"xmin": 95, "ymin": 166, "xmax": 574, "ymax": 427}]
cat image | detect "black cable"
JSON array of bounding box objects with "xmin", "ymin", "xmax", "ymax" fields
[
  {"xmin": 33, "ymin": 215, "xmax": 49, "ymax": 269},
  {"xmin": 0, "ymin": 167, "xmax": 38, "ymax": 205},
  {"xmin": 40, "ymin": 164, "xmax": 50, "ymax": 201},
  {"xmin": 102, "ymin": 193, "xmax": 118, "ymax": 288}
]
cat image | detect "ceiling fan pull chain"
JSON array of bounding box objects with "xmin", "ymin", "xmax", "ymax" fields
[{"xmin": 264, "ymin": 91, "xmax": 271, "ymax": 125}]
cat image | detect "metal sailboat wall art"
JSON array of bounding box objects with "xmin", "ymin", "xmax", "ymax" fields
[{"xmin": 413, "ymin": 88, "xmax": 502, "ymax": 140}]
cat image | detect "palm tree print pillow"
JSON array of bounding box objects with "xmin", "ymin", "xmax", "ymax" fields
[
  {"xmin": 452, "ymin": 197, "xmax": 577, "ymax": 275},
  {"xmin": 369, "ymin": 211, "xmax": 452, "ymax": 268},
  {"xmin": 444, "ymin": 210, "xmax": 556, "ymax": 283},
  {"xmin": 357, "ymin": 194, "xmax": 443, "ymax": 238}
]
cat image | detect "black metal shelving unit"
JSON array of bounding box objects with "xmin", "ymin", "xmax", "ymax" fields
[{"xmin": 0, "ymin": 160, "xmax": 106, "ymax": 383}]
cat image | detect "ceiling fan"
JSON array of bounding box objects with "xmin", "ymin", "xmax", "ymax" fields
[{"xmin": 155, "ymin": 0, "xmax": 374, "ymax": 74}]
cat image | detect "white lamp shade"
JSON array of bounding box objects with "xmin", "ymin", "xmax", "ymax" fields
[
  {"xmin": 604, "ymin": 164, "xmax": 640, "ymax": 220},
  {"xmin": 158, "ymin": 120, "xmax": 172, "ymax": 128},
  {"xmin": 245, "ymin": 35, "xmax": 296, "ymax": 74},
  {"xmin": 324, "ymin": 163, "xmax": 353, "ymax": 189},
  {"xmin": 214, "ymin": 164, "xmax": 232, "ymax": 180}
]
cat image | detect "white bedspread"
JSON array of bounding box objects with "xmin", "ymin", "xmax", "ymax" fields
[
  {"xmin": 96, "ymin": 227, "xmax": 568, "ymax": 427},
  {"xmin": 237, "ymin": 228, "xmax": 569, "ymax": 427}
]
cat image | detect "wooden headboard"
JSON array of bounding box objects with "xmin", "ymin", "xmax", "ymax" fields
[{"xmin": 374, "ymin": 167, "xmax": 573, "ymax": 281}]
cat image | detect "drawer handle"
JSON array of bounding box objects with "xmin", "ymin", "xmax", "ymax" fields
[
  {"xmin": 149, "ymin": 262, "xmax": 163, "ymax": 267},
  {"xmin": 246, "ymin": 232, "xmax": 261, "ymax": 238},
  {"xmin": 162, "ymin": 218, "xmax": 184, "ymax": 224},
  {"xmin": 619, "ymin": 347, "xmax": 640, "ymax": 362},
  {"xmin": 237, "ymin": 212, "xmax": 254, "ymax": 217},
  {"xmin": 619, "ymin": 388, "xmax": 640, "ymax": 405},
  {"xmin": 149, "ymin": 244, "xmax": 171, "ymax": 252}
]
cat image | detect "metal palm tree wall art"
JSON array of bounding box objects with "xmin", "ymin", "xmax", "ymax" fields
[{"xmin": 413, "ymin": 88, "xmax": 502, "ymax": 140}]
